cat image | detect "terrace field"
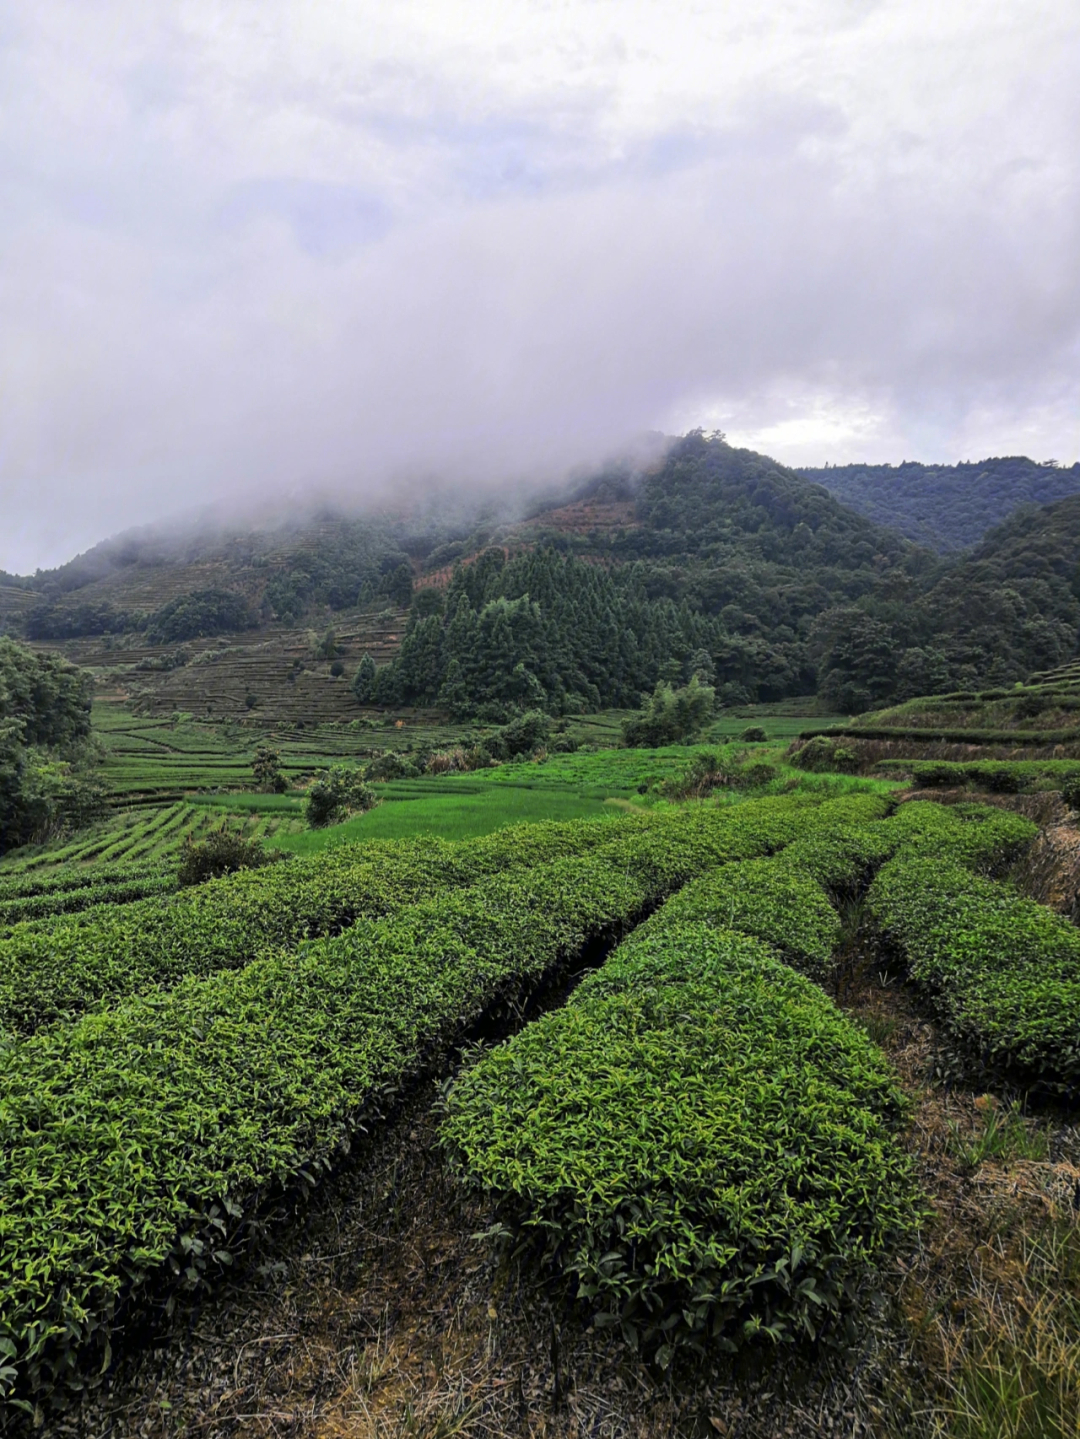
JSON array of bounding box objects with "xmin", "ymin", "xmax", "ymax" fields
[{"xmin": 2, "ymin": 693, "xmax": 1080, "ymax": 1439}]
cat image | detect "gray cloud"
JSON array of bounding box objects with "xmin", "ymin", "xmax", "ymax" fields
[{"xmin": 0, "ymin": 0, "xmax": 1077, "ymax": 570}]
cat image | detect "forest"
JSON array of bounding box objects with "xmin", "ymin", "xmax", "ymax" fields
[
  {"xmin": 5, "ymin": 432, "xmax": 1080, "ymax": 719},
  {"xmin": 800, "ymin": 454, "xmax": 1080, "ymax": 551}
]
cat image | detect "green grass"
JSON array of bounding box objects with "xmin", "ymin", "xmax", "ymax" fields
[{"xmin": 272, "ymin": 784, "xmax": 616, "ymax": 853}]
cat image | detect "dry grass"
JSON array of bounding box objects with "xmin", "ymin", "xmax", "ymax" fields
[{"xmin": 837, "ymin": 937, "xmax": 1080, "ymax": 1439}]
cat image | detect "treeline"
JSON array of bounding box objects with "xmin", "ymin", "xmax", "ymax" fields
[
  {"xmin": 801, "ymin": 455, "xmax": 1080, "ymax": 553},
  {"xmin": 360, "ymin": 547, "xmax": 729, "ymax": 718},
  {"xmin": 0, "ymin": 638, "xmax": 103, "ymax": 851},
  {"xmin": 18, "ymin": 517, "xmax": 426, "ymax": 639},
  {"xmin": 10, "ymin": 433, "xmax": 1080, "ymax": 716}
]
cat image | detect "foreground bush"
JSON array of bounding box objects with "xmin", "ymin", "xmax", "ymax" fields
[
  {"xmin": 0, "ymin": 794, "xmax": 850, "ymax": 1408},
  {"xmin": 443, "ymin": 866, "xmax": 919, "ymax": 1365},
  {"xmin": 868, "ymin": 856, "xmax": 1080, "ymax": 1093}
]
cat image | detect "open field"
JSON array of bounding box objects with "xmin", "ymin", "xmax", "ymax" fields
[{"xmin": 0, "ymin": 703, "xmax": 851, "ymax": 877}]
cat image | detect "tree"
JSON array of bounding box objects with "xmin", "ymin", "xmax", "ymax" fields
[
  {"xmin": 0, "ymin": 638, "xmax": 102, "ymax": 850},
  {"xmin": 146, "ymin": 588, "xmax": 253, "ymax": 643},
  {"xmin": 305, "ymin": 767, "xmax": 379, "ymax": 827},
  {"xmin": 812, "ymin": 608, "xmax": 900, "ymax": 714},
  {"xmin": 353, "ymin": 653, "xmax": 377, "ymax": 703},
  {"xmin": 252, "ymin": 743, "xmax": 287, "ymax": 793},
  {"xmin": 621, "ymin": 675, "xmax": 715, "ymax": 747}
]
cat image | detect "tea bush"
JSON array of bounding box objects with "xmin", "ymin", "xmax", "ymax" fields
[
  {"xmin": 0, "ymin": 816, "xmax": 650, "ymax": 1035},
  {"xmin": 0, "ymin": 793, "xmax": 865, "ymax": 1406},
  {"xmin": 867, "ymin": 856, "xmax": 1080, "ymax": 1092},
  {"xmin": 443, "ymin": 859, "xmax": 919, "ymax": 1365}
]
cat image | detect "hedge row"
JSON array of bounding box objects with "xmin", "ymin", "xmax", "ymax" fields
[
  {"xmin": 872, "ymin": 800, "xmax": 1036, "ymax": 873},
  {"xmin": 0, "ymin": 815, "xmax": 649, "ymax": 1036},
  {"xmin": 441, "ymin": 838, "xmax": 920, "ymax": 1365},
  {"xmin": 0, "ymin": 793, "xmax": 867, "ymax": 1407},
  {"xmin": 799, "ymin": 724, "xmax": 1079, "ymax": 747},
  {"xmin": 0, "ymin": 863, "xmax": 173, "ymax": 903},
  {"xmin": 867, "ymin": 856, "xmax": 1080, "ymax": 1093},
  {"xmin": 903, "ymin": 758, "xmax": 1080, "ymax": 799},
  {"xmin": 0, "ymin": 871, "xmax": 176, "ymax": 930}
]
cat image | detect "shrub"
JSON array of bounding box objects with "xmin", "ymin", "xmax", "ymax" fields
[
  {"xmin": 487, "ymin": 710, "xmax": 552, "ymax": 761},
  {"xmin": 177, "ymin": 827, "xmax": 277, "ymax": 887},
  {"xmin": 790, "ymin": 735, "xmax": 859, "ymax": 773},
  {"xmin": 443, "ymin": 882, "xmax": 917, "ymax": 1366},
  {"xmin": 305, "ymin": 767, "xmax": 380, "ymax": 827},
  {"xmin": 740, "ymin": 725, "xmax": 768, "ymax": 742},
  {"xmin": 621, "ymin": 676, "xmax": 715, "ymax": 747},
  {"xmin": 737, "ymin": 761, "xmax": 778, "ymax": 789},
  {"xmin": 661, "ymin": 750, "xmax": 729, "ymax": 799},
  {"xmin": 867, "ymin": 856, "xmax": 1080, "ymax": 1093},
  {"xmin": 364, "ymin": 750, "xmax": 420, "ymax": 782}
]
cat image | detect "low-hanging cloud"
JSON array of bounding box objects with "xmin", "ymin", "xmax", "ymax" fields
[{"xmin": 0, "ymin": 0, "xmax": 1078, "ymax": 571}]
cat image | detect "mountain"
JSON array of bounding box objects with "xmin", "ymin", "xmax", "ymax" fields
[
  {"xmin": 5, "ymin": 433, "xmax": 1080, "ymax": 720},
  {"xmin": 799, "ymin": 457, "xmax": 1080, "ymax": 552}
]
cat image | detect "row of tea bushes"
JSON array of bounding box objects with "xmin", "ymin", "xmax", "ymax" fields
[
  {"xmin": 872, "ymin": 800, "xmax": 1036, "ymax": 873},
  {"xmin": 0, "ymin": 870, "xmax": 176, "ymax": 931},
  {"xmin": 0, "ymin": 861, "xmax": 174, "ymax": 903},
  {"xmin": 903, "ymin": 758, "xmax": 1080, "ymax": 797},
  {"xmin": 441, "ymin": 835, "xmax": 922, "ymax": 1366},
  {"xmin": 867, "ymin": 856, "xmax": 1080, "ymax": 1093},
  {"xmin": 0, "ymin": 815, "xmax": 650, "ymax": 1036},
  {"xmin": 0, "ymin": 793, "xmax": 867, "ymax": 1409},
  {"xmin": 628, "ymin": 801, "xmax": 1037, "ymax": 986}
]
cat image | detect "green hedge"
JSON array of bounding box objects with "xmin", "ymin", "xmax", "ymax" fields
[
  {"xmin": 0, "ymin": 862, "xmax": 172, "ymax": 903},
  {"xmin": 0, "ymin": 794, "xmax": 850, "ymax": 1408},
  {"xmin": 639, "ymin": 858, "xmax": 841, "ymax": 980},
  {"xmin": 904, "ymin": 759, "xmax": 1080, "ymax": 799},
  {"xmin": 442, "ymin": 876, "xmax": 919, "ymax": 1365},
  {"xmin": 799, "ymin": 724, "xmax": 1080, "ymax": 747},
  {"xmin": 867, "ymin": 856, "xmax": 1080, "ymax": 1092},
  {"xmin": 0, "ymin": 816, "xmax": 648, "ymax": 1036},
  {"xmin": 0, "ymin": 871, "xmax": 175, "ymax": 929},
  {"xmin": 871, "ymin": 800, "xmax": 1036, "ymax": 872}
]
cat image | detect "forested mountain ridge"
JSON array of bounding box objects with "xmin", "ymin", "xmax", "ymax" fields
[
  {"xmin": 799, "ymin": 455, "xmax": 1080, "ymax": 552},
  {"xmin": 5, "ymin": 432, "xmax": 1080, "ymax": 718}
]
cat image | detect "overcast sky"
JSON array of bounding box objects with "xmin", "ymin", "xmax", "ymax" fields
[{"xmin": 1, "ymin": 0, "xmax": 1078, "ymax": 571}]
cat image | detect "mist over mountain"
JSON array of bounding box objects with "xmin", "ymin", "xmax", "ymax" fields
[{"xmin": 5, "ymin": 433, "xmax": 1079, "ymax": 720}]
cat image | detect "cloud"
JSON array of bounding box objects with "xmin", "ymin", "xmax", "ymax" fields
[{"xmin": 0, "ymin": 0, "xmax": 1077, "ymax": 569}]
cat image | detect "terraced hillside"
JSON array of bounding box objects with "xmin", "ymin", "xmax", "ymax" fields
[
  {"xmin": 794, "ymin": 660, "xmax": 1080, "ymax": 768},
  {"xmin": 38, "ymin": 606, "xmax": 408, "ymax": 723}
]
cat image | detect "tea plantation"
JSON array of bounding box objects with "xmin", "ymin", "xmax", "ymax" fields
[{"xmin": 2, "ymin": 732, "xmax": 1080, "ymax": 1435}]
